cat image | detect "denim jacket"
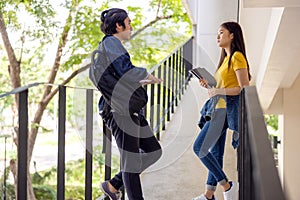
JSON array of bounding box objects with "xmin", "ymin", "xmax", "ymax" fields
[
  {"xmin": 198, "ymin": 95, "xmax": 240, "ymax": 149},
  {"xmin": 96, "ymin": 35, "xmax": 149, "ymax": 117}
]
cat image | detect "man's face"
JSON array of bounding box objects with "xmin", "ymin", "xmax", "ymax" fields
[{"xmin": 116, "ymin": 17, "xmax": 132, "ymax": 41}]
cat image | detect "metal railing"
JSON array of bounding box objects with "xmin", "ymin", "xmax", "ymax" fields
[
  {"xmin": 143, "ymin": 37, "xmax": 193, "ymax": 139},
  {"xmin": 0, "ymin": 37, "xmax": 193, "ymax": 199},
  {"xmin": 238, "ymin": 86, "xmax": 286, "ymax": 200}
]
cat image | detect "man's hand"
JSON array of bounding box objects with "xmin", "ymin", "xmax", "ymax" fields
[{"xmin": 140, "ymin": 74, "xmax": 163, "ymax": 85}]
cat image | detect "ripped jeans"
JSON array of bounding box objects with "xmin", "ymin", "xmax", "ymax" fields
[{"xmin": 193, "ymin": 108, "xmax": 229, "ymax": 191}]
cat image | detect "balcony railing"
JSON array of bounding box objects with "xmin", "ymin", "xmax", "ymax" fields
[
  {"xmin": 238, "ymin": 86, "xmax": 286, "ymax": 200},
  {"xmin": 0, "ymin": 37, "xmax": 193, "ymax": 200}
]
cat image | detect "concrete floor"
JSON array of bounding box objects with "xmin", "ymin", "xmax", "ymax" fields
[{"xmin": 141, "ymin": 79, "xmax": 238, "ymax": 200}]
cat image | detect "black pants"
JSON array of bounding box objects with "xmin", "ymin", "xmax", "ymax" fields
[{"xmin": 105, "ymin": 112, "xmax": 162, "ymax": 200}]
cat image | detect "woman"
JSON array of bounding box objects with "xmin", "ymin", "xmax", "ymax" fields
[
  {"xmin": 192, "ymin": 21, "xmax": 251, "ymax": 200},
  {"xmin": 91, "ymin": 8, "xmax": 163, "ymax": 200}
]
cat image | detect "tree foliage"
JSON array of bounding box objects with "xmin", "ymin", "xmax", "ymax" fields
[{"xmin": 265, "ymin": 114, "xmax": 278, "ymax": 131}]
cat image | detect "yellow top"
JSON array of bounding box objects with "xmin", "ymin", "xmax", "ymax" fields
[
  {"xmin": 214, "ymin": 51, "xmax": 247, "ymax": 109},
  {"xmin": 215, "ymin": 51, "xmax": 247, "ymax": 89}
]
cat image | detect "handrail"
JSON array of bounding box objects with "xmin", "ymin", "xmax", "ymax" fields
[
  {"xmin": 238, "ymin": 86, "xmax": 286, "ymax": 200},
  {"xmin": 0, "ymin": 82, "xmax": 44, "ymax": 98}
]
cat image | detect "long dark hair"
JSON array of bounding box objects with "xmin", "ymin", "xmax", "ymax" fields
[
  {"xmin": 217, "ymin": 22, "xmax": 251, "ymax": 81},
  {"xmin": 100, "ymin": 8, "xmax": 128, "ymax": 35}
]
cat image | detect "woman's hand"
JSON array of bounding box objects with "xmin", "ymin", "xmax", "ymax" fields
[
  {"xmin": 199, "ymin": 78, "xmax": 209, "ymax": 88},
  {"xmin": 208, "ymin": 87, "xmax": 227, "ymax": 97},
  {"xmin": 208, "ymin": 87, "xmax": 217, "ymax": 98}
]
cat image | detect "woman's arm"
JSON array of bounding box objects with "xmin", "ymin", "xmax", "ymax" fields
[{"xmin": 208, "ymin": 68, "xmax": 249, "ymax": 97}]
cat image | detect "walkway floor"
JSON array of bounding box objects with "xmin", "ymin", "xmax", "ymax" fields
[{"xmin": 141, "ymin": 78, "xmax": 238, "ymax": 200}]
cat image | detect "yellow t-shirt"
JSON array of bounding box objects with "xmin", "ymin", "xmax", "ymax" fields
[
  {"xmin": 214, "ymin": 51, "xmax": 247, "ymax": 109},
  {"xmin": 215, "ymin": 51, "xmax": 248, "ymax": 89}
]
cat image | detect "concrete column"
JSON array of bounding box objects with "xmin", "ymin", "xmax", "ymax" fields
[{"xmin": 193, "ymin": 0, "xmax": 239, "ymax": 73}]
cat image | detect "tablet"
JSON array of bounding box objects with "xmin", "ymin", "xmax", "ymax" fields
[{"xmin": 189, "ymin": 67, "xmax": 217, "ymax": 88}]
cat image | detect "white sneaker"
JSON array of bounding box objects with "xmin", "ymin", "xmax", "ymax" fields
[
  {"xmin": 223, "ymin": 181, "xmax": 239, "ymax": 200},
  {"xmin": 193, "ymin": 194, "xmax": 215, "ymax": 200}
]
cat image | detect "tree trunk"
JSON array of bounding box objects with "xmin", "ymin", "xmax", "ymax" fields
[
  {"xmin": 9, "ymin": 160, "xmax": 17, "ymax": 198},
  {"xmin": 1, "ymin": 5, "xmax": 75, "ymax": 199},
  {"xmin": 27, "ymin": 0, "xmax": 76, "ymax": 165},
  {"xmin": 0, "ymin": 11, "xmax": 37, "ymax": 200},
  {"xmin": 0, "ymin": 12, "xmax": 21, "ymax": 105}
]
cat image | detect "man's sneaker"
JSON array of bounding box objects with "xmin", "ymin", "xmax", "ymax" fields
[
  {"xmin": 100, "ymin": 181, "xmax": 122, "ymax": 200},
  {"xmin": 193, "ymin": 194, "xmax": 216, "ymax": 200},
  {"xmin": 223, "ymin": 181, "xmax": 239, "ymax": 200}
]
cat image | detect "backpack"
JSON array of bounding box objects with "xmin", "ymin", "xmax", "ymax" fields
[{"xmin": 89, "ymin": 39, "xmax": 148, "ymax": 116}]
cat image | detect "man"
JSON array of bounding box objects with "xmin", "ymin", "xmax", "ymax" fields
[{"xmin": 90, "ymin": 8, "xmax": 162, "ymax": 200}]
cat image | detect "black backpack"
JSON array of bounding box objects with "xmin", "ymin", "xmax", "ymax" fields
[{"xmin": 89, "ymin": 39, "xmax": 148, "ymax": 116}]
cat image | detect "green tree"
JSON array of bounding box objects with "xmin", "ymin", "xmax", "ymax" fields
[
  {"xmin": 0, "ymin": 0, "xmax": 191, "ymax": 199},
  {"xmin": 265, "ymin": 114, "xmax": 278, "ymax": 131}
]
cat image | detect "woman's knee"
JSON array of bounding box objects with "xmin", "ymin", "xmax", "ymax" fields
[{"xmin": 194, "ymin": 142, "xmax": 210, "ymax": 159}]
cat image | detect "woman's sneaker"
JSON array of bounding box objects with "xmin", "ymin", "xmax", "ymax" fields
[
  {"xmin": 100, "ymin": 181, "xmax": 122, "ymax": 200},
  {"xmin": 193, "ymin": 194, "xmax": 216, "ymax": 200},
  {"xmin": 223, "ymin": 181, "xmax": 239, "ymax": 200}
]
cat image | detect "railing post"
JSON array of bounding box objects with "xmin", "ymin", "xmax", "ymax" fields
[
  {"xmin": 156, "ymin": 67, "xmax": 161, "ymax": 140},
  {"xmin": 57, "ymin": 86, "xmax": 66, "ymax": 200},
  {"xmin": 183, "ymin": 37, "xmax": 193, "ymax": 81},
  {"xmin": 178, "ymin": 48, "xmax": 183, "ymax": 100},
  {"xmin": 162, "ymin": 61, "xmax": 167, "ymax": 131},
  {"xmin": 3, "ymin": 135, "xmax": 8, "ymax": 200},
  {"xmin": 174, "ymin": 52, "xmax": 178, "ymax": 107},
  {"xmin": 103, "ymin": 124, "xmax": 112, "ymax": 200},
  {"xmin": 102, "ymin": 125, "xmax": 111, "ymax": 178},
  {"xmin": 85, "ymin": 89, "xmax": 93, "ymax": 200},
  {"xmin": 167, "ymin": 57, "xmax": 171, "ymax": 121},
  {"xmin": 150, "ymin": 74, "xmax": 155, "ymax": 130},
  {"xmin": 171, "ymin": 54, "xmax": 175, "ymax": 113},
  {"xmin": 18, "ymin": 90, "xmax": 28, "ymax": 200},
  {"xmin": 144, "ymin": 84, "xmax": 148, "ymax": 118}
]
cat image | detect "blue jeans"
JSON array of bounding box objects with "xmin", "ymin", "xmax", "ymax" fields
[{"xmin": 193, "ymin": 108, "xmax": 228, "ymax": 191}]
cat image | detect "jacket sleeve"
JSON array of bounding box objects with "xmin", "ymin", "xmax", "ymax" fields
[{"xmin": 103, "ymin": 36, "xmax": 148, "ymax": 83}]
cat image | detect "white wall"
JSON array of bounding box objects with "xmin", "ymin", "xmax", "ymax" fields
[
  {"xmin": 281, "ymin": 73, "xmax": 300, "ymax": 200},
  {"xmin": 184, "ymin": 0, "xmax": 239, "ymax": 73}
]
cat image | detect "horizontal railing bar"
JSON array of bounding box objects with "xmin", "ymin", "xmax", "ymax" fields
[
  {"xmin": 0, "ymin": 82, "xmax": 99, "ymax": 99},
  {"xmin": 0, "ymin": 82, "xmax": 44, "ymax": 98}
]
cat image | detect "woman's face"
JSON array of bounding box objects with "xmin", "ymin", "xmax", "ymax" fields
[{"xmin": 217, "ymin": 26, "xmax": 233, "ymax": 49}]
